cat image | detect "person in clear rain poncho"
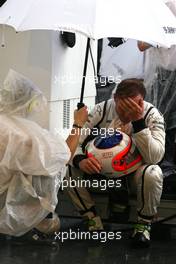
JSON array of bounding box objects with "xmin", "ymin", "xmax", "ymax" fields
[
  {"xmin": 0, "ymin": 69, "xmax": 88, "ymax": 242},
  {"xmin": 138, "ymin": 0, "xmax": 176, "ymax": 179}
]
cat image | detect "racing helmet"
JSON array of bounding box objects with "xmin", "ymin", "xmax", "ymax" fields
[{"xmin": 85, "ymin": 131, "xmax": 142, "ymax": 177}]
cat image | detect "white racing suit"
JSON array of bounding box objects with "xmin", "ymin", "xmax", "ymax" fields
[{"xmin": 66, "ymin": 99, "xmax": 165, "ymax": 222}]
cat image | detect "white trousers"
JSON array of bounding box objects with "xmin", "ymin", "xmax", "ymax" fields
[{"xmin": 66, "ymin": 164, "xmax": 163, "ymax": 221}]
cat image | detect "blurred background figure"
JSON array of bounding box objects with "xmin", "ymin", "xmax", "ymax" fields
[{"xmin": 137, "ymin": 0, "xmax": 176, "ymax": 179}]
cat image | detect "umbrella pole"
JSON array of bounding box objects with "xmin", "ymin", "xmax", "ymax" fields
[{"xmin": 77, "ymin": 38, "xmax": 90, "ymax": 109}]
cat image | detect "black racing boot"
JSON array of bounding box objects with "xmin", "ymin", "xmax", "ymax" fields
[{"xmin": 131, "ymin": 223, "xmax": 151, "ymax": 248}]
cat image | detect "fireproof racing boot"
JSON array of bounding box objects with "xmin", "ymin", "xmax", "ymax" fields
[
  {"xmin": 131, "ymin": 222, "xmax": 151, "ymax": 248},
  {"xmin": 86, "ymin": 216, "xmax": 104, "ymax": 231},
  {"xmin": 82, "ymin": 211, "xmax": 104, "ymax": 231}
]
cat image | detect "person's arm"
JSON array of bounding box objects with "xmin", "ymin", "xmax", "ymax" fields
[
  {"xmin": 137, "ymin": 40, "xmax": 160, "ymax": 52},
  {"xmin": 66, "ymin": 106, "xmax": 88, "ymax": 160},
  {"xmin": 71, "ymin": 101, "xmax": 106, "ymax": 173},
  {"xmin": 132, "ymin": 108, "xmax": 165, "ymax": 164},
  {"xmin": 137, "ymin": 41, "xmax": 152, "ymax": 51},
  {"xmin": 118, "ymin": 98, "xmax": 165, "ymax": 164}
]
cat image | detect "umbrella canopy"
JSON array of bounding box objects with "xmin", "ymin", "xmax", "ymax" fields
[
  {"xmin": 1, "ymin": 0, "xmax": 176, "ymax": 108},
  {"xmin": 0, "ymin": 0, "xmax": 176, "ymax": 47}
]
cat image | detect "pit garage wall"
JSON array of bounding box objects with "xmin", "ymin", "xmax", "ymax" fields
[
  {"xmin": 50, "ymin": 32, "xmax": 96, "ymax": 138},
  {"xmin": 0, "ymin": 26, "xmax": 96, "ymax": 134}
]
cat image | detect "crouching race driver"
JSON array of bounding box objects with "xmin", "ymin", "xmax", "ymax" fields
[{"xmin": 66, "ymin": 78, "xmax": 165, "ymax": 247}]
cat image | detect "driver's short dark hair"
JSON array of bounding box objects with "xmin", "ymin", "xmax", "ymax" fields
[{"xmin": 114, "ymin": 78, "xmax": 146, "ymax": 98}]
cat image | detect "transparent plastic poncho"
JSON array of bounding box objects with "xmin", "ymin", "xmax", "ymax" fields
[
  {"xmin": 0, "ymin": 69, "xmax": 70, "ymax": 236},
  {"xmin": 144, "ymin": 1, "xmax": 176, "ymax": 130},
  {"xmin": 144, "ymin": 1, "xmax": 176, "ymax": 178}
]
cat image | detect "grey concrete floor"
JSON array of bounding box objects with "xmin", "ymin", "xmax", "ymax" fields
[
  {"xmin": 0, "ymin": 234, "xmax": 175, "ymax": 264},
  {"xmin": 0, "ymin": 219, "xmax": 175, "ymax": 264}
]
